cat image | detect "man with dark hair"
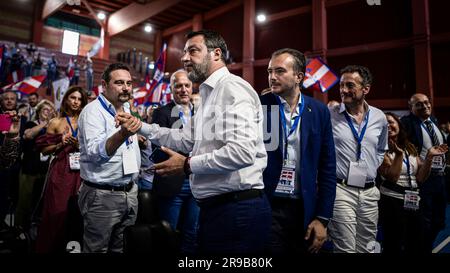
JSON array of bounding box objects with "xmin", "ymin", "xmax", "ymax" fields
[
  {"xmin": 117, "ymin": 29, "xmax": 271, "ymax": 254},
  {"xmin": 77, "ymin": 63, "xmax": 142, "ymax": 253},
  {"xmin": 328, "ymin": 65, "xmax": 388, "ymax": 253},
  {"xmin": 28, "ymin": 92, "xmax": 39, "ymax": 120},
  {"xmin": 260, "ymin": 48, "xmax": 336, "ymax": 253},
  {"xmin": 401, "ymin": 93, "xmax": 448, "ymax": 252}
]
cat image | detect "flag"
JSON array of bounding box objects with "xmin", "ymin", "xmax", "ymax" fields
[
  {"xmin": 67, "ymin": 57, "xmax": 75, "ymax": 79},
  {"xmin": 159, "ymin": 82, "xmax": 172, "ymax": 106},
  {"xmin": 302, "ymin": 58, "xmax": 338, "ymax": 93},
  {"xmin": 0, "ymin": 45, "xmax": 4, "ymax": 71},
  {"xmin": 52, "ymin": 77, "xmax": 70, "ymax": 110},
  {"xmin": 18, "ymin": 75, "xmax": 46, "ymax": 95},
  {"xmin": 144, "ymin": 43, "xmax": 167, "ymax": 106},
  {"xmin": 87, "ymin": 37, "xmax": 102, "ymax": 58},
  {"xmin": 92, "ymin": 84, "xmax": 103, "ymax": 96},
  {"xmin": 1, "ymin": 75, "xmax": 46, "ymax": 94}
]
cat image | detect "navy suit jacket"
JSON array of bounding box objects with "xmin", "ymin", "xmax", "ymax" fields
[
  {"xmin": 260, "ymin": 93, "xmax": 336, "ymax": 229},
  {"xmin": 151, "ymin": 101, "xmax": 188, "ymax": 197},
  {"xmin": 400, "ymin": 113, "xmax": 445, "ymax": 153}
]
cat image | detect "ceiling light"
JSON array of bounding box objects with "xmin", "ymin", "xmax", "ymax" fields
[
  {"xmin": 97, "ymin": 12, "xmax": 106, "ymax": 20},
  {"xmin": 256, "ymin": 14, "xmax": 266, "ymax": 23},
  {"xmin": 144, "ymin": 25, "xmax": 152, "ymax": 33}
]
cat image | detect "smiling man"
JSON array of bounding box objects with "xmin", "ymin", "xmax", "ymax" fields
[
  {"xmin": 401, "ymin": 93, "xmax": 448, "ymax": 252},
  {"xmin": 328, "ymin": 65, "xmax": 388, "ymax": 253}
]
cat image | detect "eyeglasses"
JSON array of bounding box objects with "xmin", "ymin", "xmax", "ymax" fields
[{"xmin": 412, "ymin": 101, "xmax": 431, "ymax": 108}]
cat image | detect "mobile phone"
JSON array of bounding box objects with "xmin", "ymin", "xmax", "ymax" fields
[
  {"xmin": 149, "ymin": 147, "xmax": 170, "ymax": 163},
  {"xmin": 0, "ymin": 114, "xmax": 12, "ymax": 132}
]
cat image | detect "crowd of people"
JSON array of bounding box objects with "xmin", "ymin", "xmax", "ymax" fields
[{"xmin": 0, "ymin": 29, "xmax": 449, "ymax": 255}]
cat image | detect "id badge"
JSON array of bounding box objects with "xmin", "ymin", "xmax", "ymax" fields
[
  {"xmin": 347, "ymin": 161, "xmax": 367, "ymax": 188},
  {"xmin": 275, "ymin": 160, "xmax": 296, "ymax": 195},
  {"xmin": 431, "ymin": 155, "xmax": 445, "ymax": 171},
  {"xmin": 69, "ymin": 152, "xmax": 80, "ymax": 170},
  {"xmin": 40, "ymin": 153, "xmax": 49, "ymax": 162},
  {"xmin": 404, "ymin": 190, "xmax": 420, "ymax": 211},
  {"xmin": 123, "ymin": 145, "xmax": 139, "ymax": 175}
]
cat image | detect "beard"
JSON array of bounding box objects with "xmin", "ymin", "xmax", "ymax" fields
[
  {"xmin": 118, "ymin": 93, "xmax": 131, "ymax": 103},
  {"xmin": 187, "ymin": 56, "xmax": 210, "ymax": 83}
]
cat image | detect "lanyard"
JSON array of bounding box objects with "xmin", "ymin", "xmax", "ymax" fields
[
  {"xmin": 178, "ymin": 108, "xmax": 192, "ymax": 126},
  {"xmin": 65, "ymin": 116, "xmax": 78, "ymax": 137},
  {"xmin": 402, "ymin": 150, "xmax": 413, "ymax": 188},
  {"xmin": 98, "ymin": 96, "xmax": 131, "ymax": 146},
  {"xmin": 343, "ymin": 110, "xmax": 370, "ymax": 161},
  {"xmin": 276, "ymin": 95, "xmax": 305, "ymax": 159}
]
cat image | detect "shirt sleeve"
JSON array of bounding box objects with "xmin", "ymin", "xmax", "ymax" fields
[
  {"xmin": 139, "ymin": 121, "xmax": 194, "ymax": 154},
  {"xmin": 78, "ymin": 106, "xmax": 111, "ymax": 163},
  {"xmin": 376, "ymin": 114, "xmax": 389, "ymax": 167},
  {"xmin": 190, "ymin": 80, "xmax": 261, "ymax": 174}
]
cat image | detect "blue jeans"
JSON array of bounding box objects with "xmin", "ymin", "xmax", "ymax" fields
[
  {"xmin": 138, "ymin": 178, "xmax": 153, "ymax": 190},
  {"xmin": 157, "ymin": 179, "xmax": 199, "ymax": 254},
  {"xmin": 198, "ymin": 192, "xmax": 271, "ymax": 254}
]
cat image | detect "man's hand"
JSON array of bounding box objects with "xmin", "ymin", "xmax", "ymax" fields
[
  {"xmin": 115, "ymin": 112, "xmax": 142, "ymax": 138},
  {"xmin": 154, "ymin": 146, "xmax": 186, "ymax": 176},
  {"xmin": 304, "ymin": 219, "xmax": 327, "ymax": 253}
]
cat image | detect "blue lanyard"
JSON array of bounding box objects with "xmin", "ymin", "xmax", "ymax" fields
[
  {"xmin": 402, "ymin": 150, "xmax": 413, "ymax": 188},
  {"xmin": 276, "ymin": 95, "xmax": 305, "ymax": 159},
  {"xmin": 65, "ymin": 116, "xmax": 78, "ymax": 137},
  {"xmin": 343, "ymin": 110, "xmax": 370, "ymax": 161},
  {"xmin": 178, "ymin": 108, "xmax": 192, "ymax": 125},
  {"xmin": 98, "ymin": 96, "xmax": 131, "ymax": 146}
]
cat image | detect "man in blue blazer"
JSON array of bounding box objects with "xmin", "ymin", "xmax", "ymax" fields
[{"xmin": 260, "ymin": 48, "xmax": 336, "ymax": 253}]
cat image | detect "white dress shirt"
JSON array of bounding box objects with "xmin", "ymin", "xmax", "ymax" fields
[
  {"xmin": 140, "ymin": 66, "xmax": 267, "ymax": 199},
  {"xmin": 78, "ymin": 94, "xmax": 141, "ymax": 185},
  {"xmin": 330, "ymin": 102, "xmax": 388, "ymax": 181}
]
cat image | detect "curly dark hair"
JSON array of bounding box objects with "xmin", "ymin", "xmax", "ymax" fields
[{"xmin": 340, "ymin": 65, "xmax": 373, "ymax": 86}]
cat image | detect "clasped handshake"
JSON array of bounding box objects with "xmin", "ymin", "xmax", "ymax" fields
[{"xmin": 114, "ymin": 112, "xmax": 187, "ymax": 177}]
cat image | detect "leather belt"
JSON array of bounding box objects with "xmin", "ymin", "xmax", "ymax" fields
[
  {"xmin": 337, "ymin": 178, "xmax": 375, "ymax": 189},
  {"xmin": 83, "ymin": 180, "xmax": 134, "ymax": 192},
  {"xmin": 196, "ymin": 189, "xmax": 264, "ymax": 208}
]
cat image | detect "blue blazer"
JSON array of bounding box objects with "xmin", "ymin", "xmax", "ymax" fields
[{"xmin": 260, "ymin": 93, "xmax": 336, "ymax": 229}]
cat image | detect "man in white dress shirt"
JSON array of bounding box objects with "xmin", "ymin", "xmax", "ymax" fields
[{"xmin": 117, "ymin": 30, "xmax": 271, "ymax": 254}]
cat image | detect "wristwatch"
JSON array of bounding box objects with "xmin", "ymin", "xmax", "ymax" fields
[{"xmin": 184, "ymin": 157, "xmax": 192, "ymax": 175}]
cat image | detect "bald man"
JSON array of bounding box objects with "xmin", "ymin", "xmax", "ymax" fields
[{"xmin": 401, "ymin": 93, "xmax": 448, "ymax": 252}]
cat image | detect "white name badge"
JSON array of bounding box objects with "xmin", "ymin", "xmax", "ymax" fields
[
  {"xmin": 404, "ymin": 190, "xmax": 420, "ymax": 211},
  {"xmin": 69, "ymin": 152, "xmax": 80, "ymax": 170},
  {"xmin": 123, "ymin": 146, "xmax": 139, "ymax": 175},
  {"xmin": 275, "ymin": 160, "xmax": 296, "ymax": 195},
  {"xmin": 347, "ymin": 161, "xmax": 367, "ymax": 188},
  {"xmin": 40, "ymin": 153, "xmax": 49, "ymax": 162},
  {"xmin": 431, "ymin": 155, "xmax": 445, "ymax": 171}
]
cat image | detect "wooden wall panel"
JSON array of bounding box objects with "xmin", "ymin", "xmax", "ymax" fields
[
  {"xmin": 203, "ymin": 6, "xmax": 244, "ymax": 63},
  {"xmin": 110, "ymin": 25, "xmax": 155, "ymax": 62},
  {"xmin": 327, "ymin": 0, "xmax": 413, "ymax": 49},
  {"xmin": 429, "ymin": 1, "xmax": 450, "ymax": 34},
  {"xmin": 165, "ymin": 30, "xmax": 189, "ymax": 73},
  {"xmin": 431, "ymin": 42, "xmax": 450, "ymax": 98},
  {"xmin": 255, "ymin": 14, "xmax": 312, "ymax": 60},
  {"xmin": 255, "ymin": 0, "xmax": 311, "ymax": 14},
  {"xmin": 0, "ymin": 7, "xmax": 33, "ymax": 42},
  {"xmin": 326, "ymin": 47, "xmax": 416, "ymax": 108}
]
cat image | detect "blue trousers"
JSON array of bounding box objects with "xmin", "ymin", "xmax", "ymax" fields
[
  {"xmin": 198, "ymin": 192, "xmax": 271, "ymax": 254},
  {"xmin": 157, "ymin": 179, "xmax": 199, "ymax": 254}
]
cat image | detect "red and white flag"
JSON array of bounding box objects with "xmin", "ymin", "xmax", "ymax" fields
[
  {"xmin": 92, "ymin": 85, "xmax": 103, "ymax": 96},
  {"xmin": 0, "ymin": 45, "xmax": 4, "ymax": 71},
  {"xmin": 2, "ymin": 75, "xmax": 46, "ymax": 94},
  {"xmin": 302, "ymin": 58, "xmax": 338, "ymax": 93},
  {"xmin": 145, "ymin": 43, "xmax": 167, "ymax": 106},
  {"xmin": 18, "ymin": 75, "xmax": 46, "ymax": 94},
  {"xmin": 67, "ymin": 57, "xmax": 75, "ymax": 79}
]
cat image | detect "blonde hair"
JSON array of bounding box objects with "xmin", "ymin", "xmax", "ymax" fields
[{"xmin": 35, "ymin": 99, "xmax": 55, "ymax": 120}]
